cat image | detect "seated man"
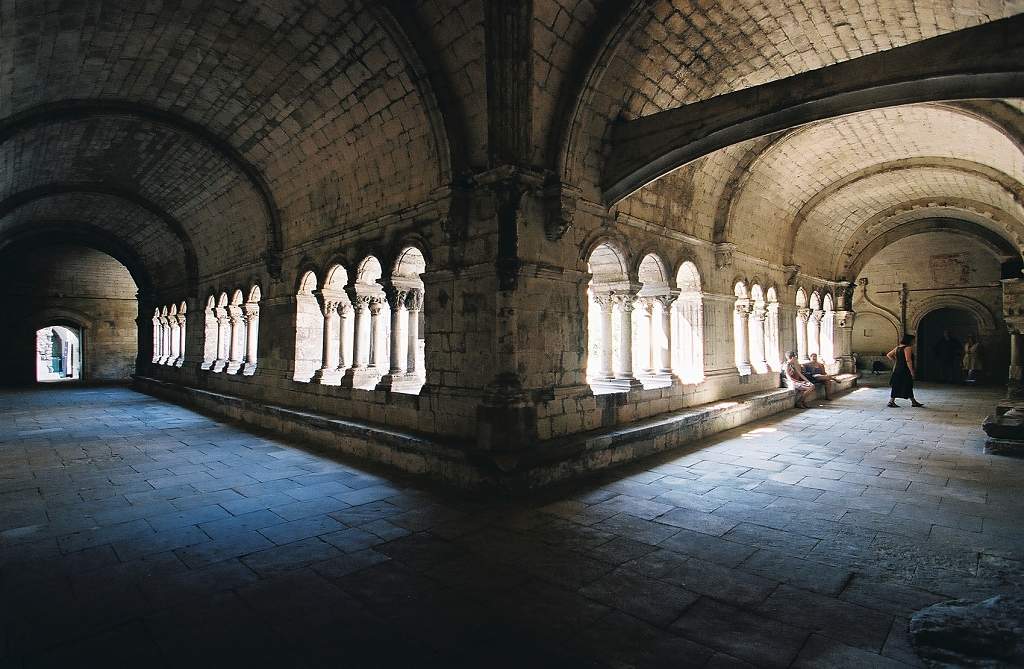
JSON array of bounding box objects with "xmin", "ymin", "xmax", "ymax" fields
[{"xmin": 803, "ymin": 353, "xmax": 834, "ymax": 400}]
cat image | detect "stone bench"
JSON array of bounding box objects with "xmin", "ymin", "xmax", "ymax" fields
[{"xmin": 134, "ymin": 372, "xmax": 858, "ymax": 490}]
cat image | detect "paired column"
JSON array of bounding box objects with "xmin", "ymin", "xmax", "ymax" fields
[
  {"xmin": 313, "ymin": 294, "xmax": 342, "ymax": 384},
  {"xmin": 152, "ymin": 315, "xmax": 162, "ymax": 363},
  {"xmin": 734, "ymin": 299, "xmax": 752, "ymax": 375},
  {"xmin": 807, "ymin": 309, "xmax": 823, "ymax": 358},
  {"xmin": 242, "ymin": 303, "xmax": 259, "ymax": 375},
  {"xmin": 611, "ymin": 291, "xmax": 642, "ymax": 388},
  {"xmin": 369, "ymin": 298, "xmax": 387, "ymax": 371},
  {"xmin": 655, "ymin": 294, "xmax": 676, "ymax": 375},
  {"xmin": 174, "ymin": 313, "xmax": 186, "ymax": 367},
  {"xmin": 637, "ymin": 299, "xmax": 655, "ymax": 375},
  {"xmin": 796, "ymin": 308, "xmax": 809, "ymax": 362},
  {"xmin": 226, "ymin": 304, "xmax": 245, "ymax": 374},
  {"xmin": 212, "ymin": 306, "xmax": 229, "ymax": 372},
  {"xmin": 765, "ymin": 303, "xmax": 780, "ymax": 370},
  {"xmin": 749, "ymin": 304, "xmax": 768, "ymax": 372},
  {"xmin": 592, "ymin": 294, "xmax": 615, "ymax": 380},
  {"xmin": 378, "ymin": 286, "xmax": 410, "ymax": 390},
  {"xmin": 337, "ymin": 304, "xmax": 354, "ymax": 373},
  {"xmin": 405, "ymin": 290, "xmax": 423, "ymax": 379}
]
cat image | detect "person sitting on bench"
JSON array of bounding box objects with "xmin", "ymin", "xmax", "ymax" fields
[{"xmin": 802, "ymin": 353, "xmax": 834, "ymax": 400}]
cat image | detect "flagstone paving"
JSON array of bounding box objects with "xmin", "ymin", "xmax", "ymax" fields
[{"xmin": 1, "ymin": 383, "xmax": 1021, "ymax": 667}]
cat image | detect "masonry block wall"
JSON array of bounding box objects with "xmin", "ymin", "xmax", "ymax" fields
[
  {"xmin": 0, "ymin": 245, "xmax": 138, "ymax": 383},
  {"xmin": 2, "ymin": 2, "xmax": 1022, "ymax": 484}
]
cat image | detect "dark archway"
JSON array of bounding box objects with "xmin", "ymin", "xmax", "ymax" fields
[{"xmin": 917, "ymin": 308, "xmax": 979, "ymax": 383}]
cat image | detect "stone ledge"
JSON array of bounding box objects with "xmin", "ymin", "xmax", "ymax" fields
[{"xmin": 133, "ymin": 373, "xmax": 857, "ymax": 491}]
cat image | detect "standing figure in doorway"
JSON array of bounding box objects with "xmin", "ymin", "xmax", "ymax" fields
[
  {"xmin": 935, "ymin": 330, "xmax": 962, "ymax": 383},
  {"xmin": 887, "ymin": 335, "xmax": 924, "ymax": 408},
  {"xmin": 962, "ymin": 335, "xmax": 982, "ymax": 383}
]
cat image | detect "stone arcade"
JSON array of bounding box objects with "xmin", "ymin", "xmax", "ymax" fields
[{"xmin": 1, "ymin": 2, "xmax": 1024, "ymax": 667}]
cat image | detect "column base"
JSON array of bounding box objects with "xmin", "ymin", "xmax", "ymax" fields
[
  {"xmin": 242, "ymin": 362, "xmax": 257, "ymax": 376},
  {"xmin": 212, "ymin": 360, "xmax": 227, "ymax": 373},
  {"xmin": 312, "ymin": 367, "xmax": 343, "ymax": 385},
  {"xmin": 173, "ymin": 357, "xmax": 184, "ymax": 368},
  {"xmin": 341, "ymin": 367, "xmax": 382, "ymax": 390},
  {"xmin": 639, "ymin": 372, "xmax": 675, "ymax": 389},
  {"xmin": 591, "ymin": 377, "xmax": 644, "ymax": 393},
  {"xmin": 736, "ymin": 364, "xmax": 753, "ymax": 376},
  {"xmin": 226, "ymin": 361, "xmax": 244, "ymax": 375}
]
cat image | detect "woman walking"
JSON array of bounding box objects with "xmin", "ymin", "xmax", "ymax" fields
[{"xmin": 886, "ymin": 334, "xmax": 924, "ymax": 408}]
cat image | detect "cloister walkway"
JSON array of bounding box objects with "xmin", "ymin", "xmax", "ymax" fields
[{"xmin": 1, "ymin": 383, "xmax": 1021, "ymax": 667}]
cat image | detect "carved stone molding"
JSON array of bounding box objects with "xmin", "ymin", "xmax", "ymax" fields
[{"xmin": 715, "ymin": 243, "xmax": 737, "ymax": 271}]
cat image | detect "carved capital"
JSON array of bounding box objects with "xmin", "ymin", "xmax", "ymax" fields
[
  {"xmin": 405, "ymin": 289, "xmax": 424, "ymax": 312},
  {"xmin": 797, "ymin": 307, "xmax": 810, "ymax": 322},
  {"xmin": 543, "ymin": 180, "xmax": 578, "ymax": 241},
  {"xmin": 714, "ymin": 243, "xmax": 736, "ymax": 271},
  {"xmin": 734, "ymin": 299, "xmax": 751, "ymax": 317},
  {"xmin": 242, "ymin": 303, "xmax": 260, "ymax": 320},
  {"xmin": 654, "ymin": 291, "xmax": 679, "ymax": 309},
  {"xmin": 611, "ymin": 292, "xmax": 636, "ymax": 312}
]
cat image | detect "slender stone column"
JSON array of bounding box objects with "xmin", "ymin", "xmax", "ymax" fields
[
  {"xmin": 1009, "ymin": 330, "xmax": 1023, "ymax": 399},
  {"xmin": 638, "ymin": 298, "xmax": 654, "ymax": 374},
  {"xmin": 807, "ymin": 309, "xmax": 823, "ymax": 358},
  {"xmin": 152, "ymin": 314, "xmax": 161, "ymax": 364},
  {"xmin": 765, "ymin": 303, "xmax": 780, "ymax": 370},
  {"xmin": 656, "ymin": 294, "xmax": 676, "ymax": 374},
  {"xmin": 749, "ymin": 304, "xmax": 768, "ymax": 372},
  {"xmin": 389, "ymin": 289, "xmax": 409, "ymax": 375},
  {"xmin": 796, "ymin": 308, "xmax": 810, "ymax": 362},
  {"xmin": 226, "ymin": 305, "xmax": 244, "ymax": 374},
  {"xmin": 405, "ymin": 290, "xmax": 423, "ymax": 377},
  {"xmin": 593, "ymin": 294, "xmax": 614, "ymax": 380},
  {"xmin": 169, "ymin": 317, "xmax": 179, "ymax": 365},
  {"xmin": 613, "ymin": 292, "xmax": 637, "ymax": 380},
  {"xmin": 351, "ymin": 296, "xmax": 371, "ymax": 369},
  {"xmin": 369, "ymin": 298, "xmax": 387, "ymax": 371},
  {"xmin": 734, "ymin": 300, "xmax": 752, "ymax": 375},
  {"xmin": 337, "ymin": 303, "xmax": 353, "ymax": 372},
  {"xmin": 213, "ymin": 307, "xmax": 229, "ymax": 372},
  {"xmin": 242, "ymin": 304, "xmax": 259, "ymax": 375},
  {"xmin": 175, "ymin": 314, "xmax": 187, "ymax": 367},
  {"xmin": 313, "ymin": 299, "xmax": 341, "ymax": 383}
]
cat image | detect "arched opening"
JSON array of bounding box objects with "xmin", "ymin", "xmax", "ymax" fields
[
  {"xmin": 293, "ymin": 271, "xmax": 322, "ymax": 383},
  {"xmin": 383, "ymin": 246, "xmax": 427, "ymax": 394},
  {"xmin": 673, "ymin": 261, "xmax": 704, "ymax": 384},
  {"xmin": 917, "ymin": 307, "xmax": 978, "ymax": 383},
  {"xmin": 586, "ymin": 242, "xmax": 636, "ymax": 393},
  {"xmin": 806, "ymin": 291, "xmax": 822, "ymax": 361},
  {"xmin": 201, "ymin": 295, "xmax": 218, "ymax": 370},
  {"xmin": 312, "ymin": 264, "xmax": 351, "ymax": 386},
  {"xmin": 242, "ymin": 287, "xmax": 260, "ymax": 376},
  {"xmin": 346, "ymin": 256, "xmax": 389, "ymax": 390},
  {"xmin": 635, "ymin": 253, "xmax": 672, "ymax": 388},
  {"xmin": 35, "ymin": 325, "xmax": 81, "ymax": 382},
  {"xmin": 795, "ymin": 288, "xmax": 809, "ymax": 362},
  {"xmin": 733, "ymin": 281, "xmax": 751, "ymax": 374}
]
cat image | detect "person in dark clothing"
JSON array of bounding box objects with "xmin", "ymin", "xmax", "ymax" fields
[
  {"xmin": 935, "ymin": 330, "xmax": 962, "ymax": 383},
  {"xmin": 887, "ymin": 334, "xmax": 923, "ymax": 408}
]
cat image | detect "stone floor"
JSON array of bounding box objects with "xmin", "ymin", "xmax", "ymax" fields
[{"xmin": 1, "ymin": 384, "xmax": 1022, "ymax": 668}]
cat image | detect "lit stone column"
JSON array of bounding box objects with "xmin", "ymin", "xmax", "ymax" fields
[
  {"xmin": 796, "ymin": 308, "xmax": 810, "ymax": 362},
  {"xmin": 637, "ymin": 298, "xmax": 655, "ymax": 375},
  {"xmin": 735, "ymin": 300, "xmax": 752, "ymax": 375},
  {"xmin": 213, "ymin": 307, "xmax": 229, "ymax": 372},
  {"xmin": 242, "ymin": 303, "xmax": 259, "ymax": 375},
  {"xmin": 313, "ymin": 298, "xmax": 341, "ymax": 384},
  {"xmin": 389, "ymin": 288, "xmax": 409, "ymax": 375},
  {"xmin": 368, "ymin": 298, "xmax": 387, "ymax": 371},
  {"xmin": 175, "ymin": 313, "xmax": 187, "ymax": 366},
  {"xmin": 152, "ymin": 313, "xmax": 161, "ymax": 364},
  {"xmin": 593, "ymin": 293, "xmax": 615, "ymax": 380},
  {"xmin": 749, "ymin": 304, "xmax": 768, "ymax": 373},
  {"xmin": 765, "ymin": 303, "xmax": 780, "ymax": 370},
  {"xmin": 226, "ymin": 304, "xmax": 244, "ymax": 374},
  {"xmin": 832, "ymin": 310, "xmax": 855, "ymax": 373},
  {"xmin": 351, "ymin": 296, "xmax": 371, "ymax": 370},
  {"xmin": 1008, "ymin": 330, "xmax": 1023, "ymax": 399},
  {"xmin": 337, "ymin": 302, "xmax": 353, "ymax": 373},
  {"xmin": 808, "ymin": 309, "xmax": 823, "ymax": 358},
  {"xmin": 169, "ymin": 316, "xmax": 179, "ymax": 365},
  {"xmin": 405, "ymin": 290, "xmax": 423, "ymax": 377},
  {"xmin": 655, "ymin": 293, "xmax": 677, "ymax": 375},
  {"xmin": 612, "ymin": 292, "xmax": 638, "ymax": 381}
]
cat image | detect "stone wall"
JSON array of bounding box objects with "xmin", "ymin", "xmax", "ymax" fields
[{"xmin": 0, "ymin": 245, "xmax": 138, "ymax": 383}]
